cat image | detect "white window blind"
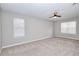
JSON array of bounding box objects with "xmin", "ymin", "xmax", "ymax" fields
[
  {"xmin": 61, "ymin": 21, "xmax": 76, "ymax": 34},
  {"xmin": 13, "ymin": 18, "xmax": 24, "ymax": 37}
]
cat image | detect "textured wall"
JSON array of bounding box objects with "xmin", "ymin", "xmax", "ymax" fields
[
  {"xmin": 0, "ymin": 7, "xmax": 2, "ymax": 53},
  {"xmin": 1, "ymin": 11, "xmax": 53, "ymax": 48},
  {"xmin": 54, "ymin": 17, "xmax": 79, "ymax": 39}
]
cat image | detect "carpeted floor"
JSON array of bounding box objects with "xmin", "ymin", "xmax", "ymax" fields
[{"xmin": 1, "ymin": 37, "xmax": 79, "ymax": 56}]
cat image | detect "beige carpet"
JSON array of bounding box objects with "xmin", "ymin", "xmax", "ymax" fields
[{"xmin": 1, "ymin": 38, "xmax": 79, "ymax": 56}]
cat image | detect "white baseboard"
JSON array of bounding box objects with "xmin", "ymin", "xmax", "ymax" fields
[
  {"xmin": 55, "ymin": 36, "xmax": 79, "ymax": 40},
  {"xmin": 2, "ymin": 36, "xmax": 52, "ymax": 49}
]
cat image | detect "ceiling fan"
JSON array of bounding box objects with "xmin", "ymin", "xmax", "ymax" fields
[
  {"xmin": 49, "ymin": 11, "xmax": 61, "ymax": 18},
  {"xmin": 72, "ymin": 3, "xmax": 79, "ymax": 5}
]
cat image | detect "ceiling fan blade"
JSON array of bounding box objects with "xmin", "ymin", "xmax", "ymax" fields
[
  {"xmin": 49, "ymin": 16, "xmax": 54, "ymax": 18},
  {"xmin": 56, "ymin": 15, "xmax": 61, "ymax": 17}
]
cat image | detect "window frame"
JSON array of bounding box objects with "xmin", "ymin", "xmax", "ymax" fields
[
  {"xmin": 61, "ymin": 21, "xmax": 76, "ymax": 34},
  {"xmin": 13, "ymin": 18, "xmax": 25, "ymax": 38}
]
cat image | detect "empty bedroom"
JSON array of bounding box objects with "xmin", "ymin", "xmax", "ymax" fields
[{"xmin": 0, "ymin": 3, "xmax": 79, "ymax": 56}]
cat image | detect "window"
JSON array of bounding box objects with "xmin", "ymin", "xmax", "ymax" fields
[
  {"xmin": 61, "ymin": 21, "xmax": 76, "ymax": 34},
  {"xmin": 13, "ymin": 18, "xmax": 24, "ymax": 37}
]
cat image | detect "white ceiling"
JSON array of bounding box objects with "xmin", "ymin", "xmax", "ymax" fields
[{"xmin": 0, "ymin": 3, "xmax": 79, "ymax": 20}]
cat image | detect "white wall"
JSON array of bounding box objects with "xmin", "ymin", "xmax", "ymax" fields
[
  {"xmin": 1, "ymin": 11, "xmax": 53, "ymax": 48},
  {"xmin": 0, "ymin": 8, "xmax": 1, "ymax": 52},
  {"xmin": 54, "ymin": 17, "xmax": 79, "ymax": 40}
]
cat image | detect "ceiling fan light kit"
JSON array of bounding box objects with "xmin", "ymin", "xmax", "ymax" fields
[
  {"xmin": 53, "ymin": 16, "xmax": 57, "ymax": 18},
  {"xmin": 49, "ymin": 11, "xmax": 61, "ymax": 19}
]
